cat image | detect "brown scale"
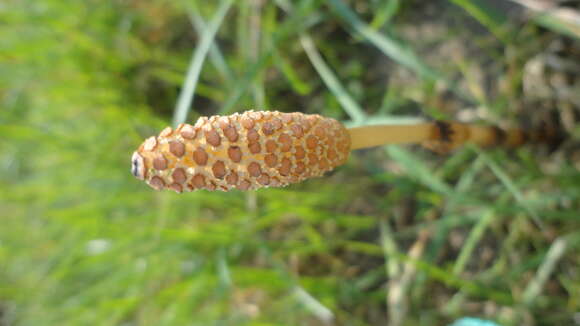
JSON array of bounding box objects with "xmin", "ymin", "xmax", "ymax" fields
[{"xmin": 131, "ymin": 111, "xmax": 566, "ymax": 192}]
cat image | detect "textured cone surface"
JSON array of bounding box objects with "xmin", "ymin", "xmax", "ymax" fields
[{"xmin": 131, "ymin": 111, "xmax": 351, "ymax": 192}]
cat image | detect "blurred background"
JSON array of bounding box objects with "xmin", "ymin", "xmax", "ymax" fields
[{"xmin": 1, "ymin": 0, "xmax": 580, "ymax": 325}]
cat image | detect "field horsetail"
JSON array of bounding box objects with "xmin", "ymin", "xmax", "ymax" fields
[{"xmin": 131, "ymin": 110, "xmax": 566, "ymax": 192}]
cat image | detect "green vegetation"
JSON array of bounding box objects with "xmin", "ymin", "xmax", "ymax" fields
[{"xmin": 1, "ymin": 0, "xmax": 579, "ymax": 325}]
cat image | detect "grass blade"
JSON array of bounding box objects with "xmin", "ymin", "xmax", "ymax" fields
[
  {"xmin": 452, "ymin": 209, "xmax": 496, "ymax": 276},
  {"xmin": 386, "ymin": 146, "xmax": 454, "ymax": 195},
  {"xmin": 477, "ymin": 149, "xmax": 543, "ymax": 228},
  {"xmin": 327, "ymin": 0, "xmax": 480, "ymax": 104},
  {"xmin": 522, "ymin": 237, "xmax": 567, "ymax": 305},
  {"xmin": 510, "ymin": 0, "xmax": 580, "ymax": 39},
  {"xmin": 327, "ymin": 0, "xmax": 440, "ymax": 82},
  {"xmin": 220, "ymin": 0, "xmax": 323, "ymax": 114},
  {"xmin": 172, "ymin": 0, "xmax": 234, "ymax": 127},
  {"xmin": 450, "ymin": 0, "xmax": 510, "ymax": 43},
  {"xmin": 188, "ymin": 9, "xmax": 234, "ymax": 85},
  {"xmin": 300, "ymin": 34, "xmax": 367, "ymax": 123}
]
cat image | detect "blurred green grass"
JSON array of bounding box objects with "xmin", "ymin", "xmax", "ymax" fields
[{"xmin": 1, "ymin": 0, "xmax": 579, "ymax": 325}]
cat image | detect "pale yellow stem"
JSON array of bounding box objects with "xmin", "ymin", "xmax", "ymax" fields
[
  {"xmin": 468, "ymin": 125, "xmax": 496, "ymax": 147},
  {"xmin": 348, "ymin": 123, "xmax": 434, "ymax": 150}
]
